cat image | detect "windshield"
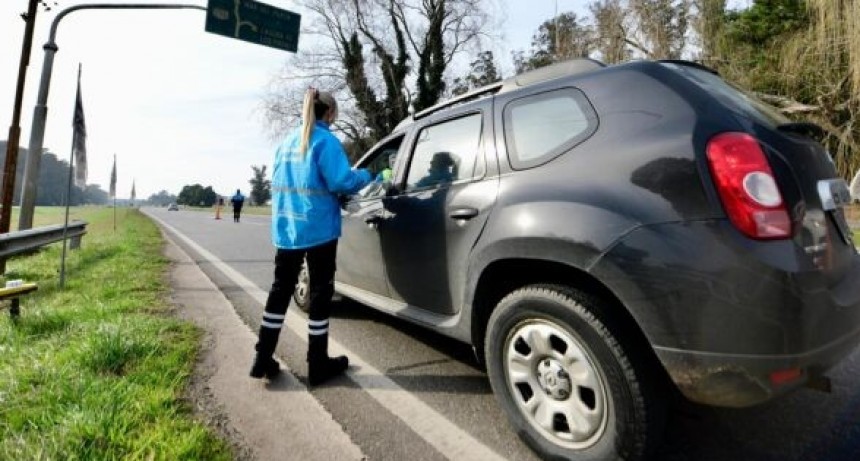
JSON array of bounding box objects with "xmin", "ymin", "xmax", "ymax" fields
[{"xmin": 662, "ymin": 63, "xmax": 790, "ymax": 128}]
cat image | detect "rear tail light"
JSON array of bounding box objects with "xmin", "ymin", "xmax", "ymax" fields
[{"xmin": 706, "ymin": 132, "xmax": 792, "ymax": 239}]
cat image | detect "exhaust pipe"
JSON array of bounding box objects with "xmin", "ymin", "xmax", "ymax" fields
[{"xmin": 805, "ymin": 374, "xmax": 832, "ymax": 393}]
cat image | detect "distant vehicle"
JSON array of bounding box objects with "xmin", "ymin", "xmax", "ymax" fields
[
  {"xmin": 291, "ymin": 58, "xmax": 860, "ymax": 460},
  {"xmin": 167, "ymin": 203, "xmax": 179, "ymax": 211}
]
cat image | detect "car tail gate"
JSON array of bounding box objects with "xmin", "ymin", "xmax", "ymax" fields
[
  {"xmin": 761, "ymin": 129, "xmax": 854, "ymax": 273},
  {"xmin": 708, "ymin": 127, "xmax": 856, "ymax": 283}
]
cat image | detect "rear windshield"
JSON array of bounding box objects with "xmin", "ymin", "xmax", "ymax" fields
[{"xmin": 662, "ymin": 63, "xmax": 790, "ymax": 128}]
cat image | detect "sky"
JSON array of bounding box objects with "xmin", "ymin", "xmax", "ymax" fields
[{"xmin": 0, "ymin": 0, "xmax": 598, "ymax": 200}]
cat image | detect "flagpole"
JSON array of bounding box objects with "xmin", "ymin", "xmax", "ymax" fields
[
  {"xmin": 111, "ymin": 153, "xmax": 116, "ymax": 231},
  {"xmin": 59, "ymin": 66, "xmax": 81, "ymax": 288}
]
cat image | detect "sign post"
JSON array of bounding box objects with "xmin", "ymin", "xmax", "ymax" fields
[{"xmin": 205, "ymin": 0, "xmax": 301, "ymax": 52}]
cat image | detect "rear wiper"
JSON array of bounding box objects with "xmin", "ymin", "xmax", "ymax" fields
[{"xmin": 777, "ymin": 122, "xmax": 827, "ymax": 141}]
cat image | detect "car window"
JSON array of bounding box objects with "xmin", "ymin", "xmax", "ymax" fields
[
  {"xmin": 405, "ymin": 113, "xmax": 483, "ymax": 192},
  {"xmin": 354, "ymin": 135, "xmax": 404, "ymax": 199},
  {"xmin": 503, "ymin": 88, "xmax": 597, "ymax": 170},
  {"xmin": 663, "ymin": 63, "xmax": 790, "ymax": 128}
]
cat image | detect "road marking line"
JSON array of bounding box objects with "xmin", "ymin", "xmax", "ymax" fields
[{"xmin": 146, "ymin": 212, "xmax": 507, "ymax": 461}]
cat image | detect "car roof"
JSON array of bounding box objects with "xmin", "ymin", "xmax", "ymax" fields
[{"xmin": 392, "ymin": 58, "xmax": 717, "ymax": 132}]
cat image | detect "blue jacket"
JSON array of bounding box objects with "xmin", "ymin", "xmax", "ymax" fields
[
  {"xmin": 230, "ymin": 193, "xmax": 245, "ymax": 206},
  {"xmin": 271, "ymin": 121, "xmax": 372, "ymax": 249}
]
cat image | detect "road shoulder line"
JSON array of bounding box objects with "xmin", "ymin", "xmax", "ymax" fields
[
  {"xmin": 147, "ymin": 210, "xmax": 508, "ymax": 461},
  {"xmin": 162, "ymin": 228, "xmax": 365, "ymax": 461}
]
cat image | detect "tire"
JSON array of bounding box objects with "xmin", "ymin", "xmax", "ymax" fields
[
  {"xmin": 293, "ymin": 259, "xmax": 310, "ymax": 313},
  {"xmin": 484, "ymin": 284, "xmax": 665, "ymax": 461}
]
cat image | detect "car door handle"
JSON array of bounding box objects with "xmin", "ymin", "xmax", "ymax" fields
[
  {"xmin": 364, "ymin": 214, "xmax": 384, "ymax": 225},
  {"xmin": 449, "ymin": 207, "xmax": 479, "ymax": 220}
]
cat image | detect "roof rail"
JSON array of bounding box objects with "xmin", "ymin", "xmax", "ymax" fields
[
  {"xmin": 413, "ymin": 81, "xmax": 504, "ymax": 121},
  {"xmin": 504, "ymin": 58, "xmax": 606, "ymax": 89},
  {"xmin": 409, "ymin": 58, "xmax": 607, "ymax": 123}
]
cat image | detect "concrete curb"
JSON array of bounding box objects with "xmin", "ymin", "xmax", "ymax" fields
[{"xmin": 163, "ymin": 231, "xmax": 366, "ymax": 461}]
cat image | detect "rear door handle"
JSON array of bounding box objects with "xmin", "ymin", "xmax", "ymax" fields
[{"xmin": 449, "ymin": 207, "xmax": 479, "ymax": 220}]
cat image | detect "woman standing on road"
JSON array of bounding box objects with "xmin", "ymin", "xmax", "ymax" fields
[{"xmin": 250, "ymin": 88, "xmax": 372, "ymax": 385}]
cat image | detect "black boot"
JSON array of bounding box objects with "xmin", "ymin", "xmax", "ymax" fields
[
  {"xmin": 249, "ymin": 354, "xmax": 281, "ymax": 379},
  {"xmin": 307, "ymin": 331, "xmax": 348, "ymax": 386},
  {"xmin": 250, "ymin": 321, "xmax": 283, "ymax": 379}
]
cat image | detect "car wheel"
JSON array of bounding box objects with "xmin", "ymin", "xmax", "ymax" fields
[
  {"xmin": 484, "ymin": 284, "xmax": 665, "ymax": 461},
  {"xmin": 293, "ymin": 259, "xmax": 310, "ymax": 313}
]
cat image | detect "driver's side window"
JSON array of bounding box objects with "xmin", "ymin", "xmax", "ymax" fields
[{"xmin": 353, "ymin": 135, "xmax": 404, "ymax": 199}]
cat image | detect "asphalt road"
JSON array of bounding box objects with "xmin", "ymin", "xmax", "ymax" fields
[{"xmin": 145, "ymin": 207, "xmax": 860, "ymax": 461}]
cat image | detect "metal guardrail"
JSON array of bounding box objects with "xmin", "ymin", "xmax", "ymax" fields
[{"xmin": 0, "ymin": 221, "xmax": 87, "ymax": 259}]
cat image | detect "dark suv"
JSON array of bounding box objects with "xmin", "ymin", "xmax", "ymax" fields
[{"xmin": 300, "ymin": 59, "xmax": 860, "ymax": 460}]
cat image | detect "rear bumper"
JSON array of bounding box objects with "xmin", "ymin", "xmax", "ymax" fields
[
  {"xmin": 592, "ymin": 220, "xmax": 860, "ymax": 407},
  {"xmin": 653, "ymin": 323, "xmax": 860, "ymax": 407}
]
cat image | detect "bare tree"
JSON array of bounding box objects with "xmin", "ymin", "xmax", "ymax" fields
[
  {"xmin": 629, "ymin": 0, "xmax": 690, "ymax": 59},
  {"xmin": 263, "ymin": 0, "xmax": 489, "ymax": 150},
  {"xmin": 590, "ymin": 0, "xmax": 630, "ymax": 64},
  {"xmin": 452, "ymin": 50, "xmax": 501, "ymax": 95},
  {"xmin": 691, "ymin": 0, "xmax": 725, "ymax": 65}
]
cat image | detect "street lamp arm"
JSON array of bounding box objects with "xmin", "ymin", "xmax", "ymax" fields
[
  {"xmin": 47, "ymin": 4, "xmax": 207, "ymax": 47},
  {"xmin": 17, "ymin": 3, "xmax": 207, "ymax": 232}
]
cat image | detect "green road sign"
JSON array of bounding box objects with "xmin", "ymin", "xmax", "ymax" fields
[{"xmin": 205, "ymin": 0, "xmax": 301, "ymax": 52}]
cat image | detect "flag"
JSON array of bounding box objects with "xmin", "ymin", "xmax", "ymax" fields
[
  {"xmin": 109, "ymin": 155, "xmax": 116, "ymax": 198},
  {"xmin": 72, "ymin": 66, "xmax": 87, "ymax": 188},
  {"xmin": 130, "ymin": 180, "xmax": 136, "ymax": 201}
]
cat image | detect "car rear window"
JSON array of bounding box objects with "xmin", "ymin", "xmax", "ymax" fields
[
  {"xmin": 662, "ymin": 63, "xmax": 790, "ymax": 128},
  {"xmin": 503, "ymin": 87, "xmax": 597, "ymax": 170}
]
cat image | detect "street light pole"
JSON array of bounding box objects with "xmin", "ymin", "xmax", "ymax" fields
[
  {"xmin": 2, "ymin": 0, "xmax": 39, "ymax": 236},
  {"xmin": 17, "ymin": 2, "xmax": 206, "ymax": 231}
]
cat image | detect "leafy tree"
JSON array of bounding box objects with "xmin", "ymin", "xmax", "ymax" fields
[
  {"xmin": 81, "ymin": 185, "xmax": 109, "ymax": 205},
  {"xmin": 451, "ymin": 51, "xmax": 501, "ymax": 96},
  {"xmin": 147, "ymin": 190, "xmax": 178, "ymax": 207},
  {"xmin": 723, "ymin": 0, "xmax": 807, "ymax": 46},
  {"xmin": 177, "ymin": 184, "xmax": 218, "ymax": 207},
  {"xmin": 514, "ymin": 12, "xmax": 595, "ymax": 73},
  {"xmin": 1, "ymin": 143, "xmax": 111, "ymax": 206},
  {"xmin": 249, "ymin": 165, "xmax": 271, "ymax": 206}
]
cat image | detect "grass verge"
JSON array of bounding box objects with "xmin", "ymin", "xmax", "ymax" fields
[{"xmin": 0, "ymin": 207, "xmax": 232, "ymax": 460}]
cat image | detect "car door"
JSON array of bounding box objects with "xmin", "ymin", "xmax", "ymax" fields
[
  {"xmin": 335, "ymin": 135, "xmax": 407, "ymax": 297},
  {"xmin": 378, "ymin": 104, "xmax": 499, "ymax": 316}
]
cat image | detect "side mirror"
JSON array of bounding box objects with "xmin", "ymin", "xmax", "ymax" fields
[{"xmin": 384, "ymin": 181, "xmax": 400, "ymax": 197}]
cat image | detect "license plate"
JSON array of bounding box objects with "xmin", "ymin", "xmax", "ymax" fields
[
  {"xmin": 818, "ymin": 178, "xmax": 852, "ymax": 210},
  {"xmin": 818, "ymin": 179, "xmax": 854, "ymax": 246}
]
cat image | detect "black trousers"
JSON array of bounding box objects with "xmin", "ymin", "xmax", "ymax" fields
[
  {"xmin": 255, "ymin": 239, "xmax": 338, "ymax": 359},
  {"xmin": 233, "ymin": 206, "xmax": 242, "ymax": 222}
]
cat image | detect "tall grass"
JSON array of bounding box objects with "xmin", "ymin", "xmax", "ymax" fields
[{"xmin": 0, "ymin": 208, "xmax": 232, "ymax": 460}]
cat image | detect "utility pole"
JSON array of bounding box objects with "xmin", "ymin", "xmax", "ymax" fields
[
  {"xmin": 0, "ymin": 0, "xmax": 40, "ymax": 273},
  {"xmin": 17, "ymin": 2, "xmax": 206, "ymax": 231},
  {"xmin": 2, "ymin": 0, "xmax": 39, "ymax": 236}
]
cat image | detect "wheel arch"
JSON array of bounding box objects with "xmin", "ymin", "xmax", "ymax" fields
[{"xmin": 470, "ymin": 257, "xmax": 661, "ymax": 376}]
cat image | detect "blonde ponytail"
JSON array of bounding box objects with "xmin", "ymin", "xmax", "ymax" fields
[
  {"xmin": 298, "ymin": 88, "xmax": 338, "ymax": 155},
  {"xmin": 298, "ymin": 88, "xmax": 317, "ymax": 154}
]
